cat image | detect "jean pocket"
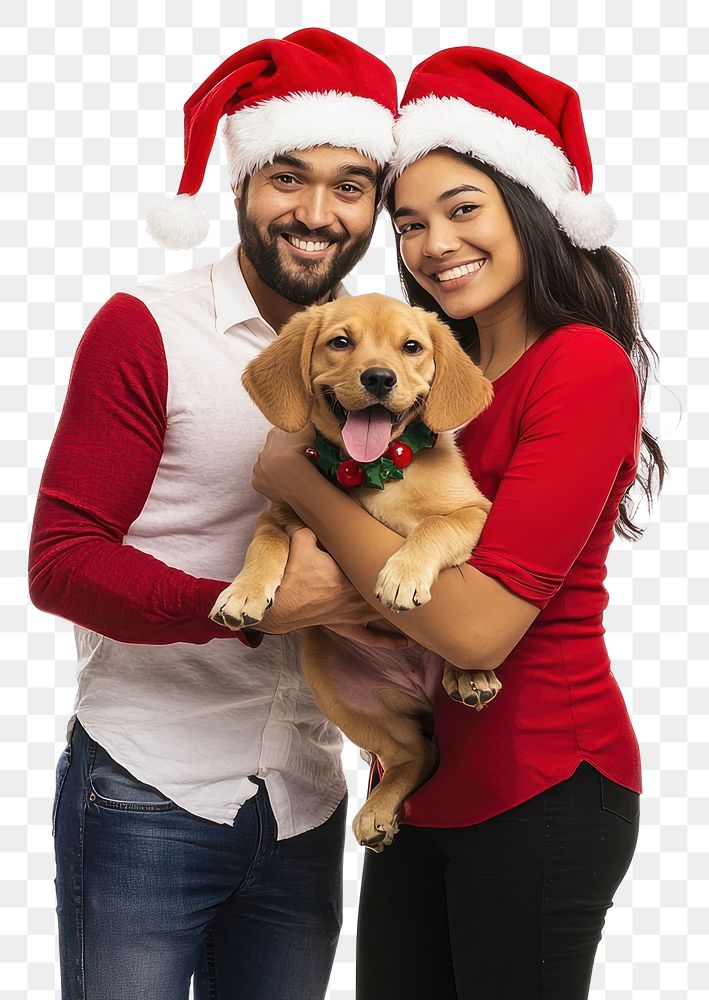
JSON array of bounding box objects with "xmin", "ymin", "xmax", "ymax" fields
[
  {"xmin": 600, "ymin": 774, "xmax": 640, "ymax": 824},
  {"xmin": 52, "ymin": 743, "xmax": 72, "ymax": 836},
  {"xmin": 88, "ymin": 743, "xmax": 177, "ymax": 812}
]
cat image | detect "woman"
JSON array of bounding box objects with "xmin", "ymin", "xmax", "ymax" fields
[{"xmin": 252, "ymin": 48, "xmax": 665, "ymax": 998}]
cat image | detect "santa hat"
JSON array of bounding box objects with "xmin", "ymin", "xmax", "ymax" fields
[
  {"xmin": 389, "ymin": 48, "xmax": 616, "ymax": 250},
  {"xmin": 147, "ymin": 28, "xmax": 397, "ymax": 250}
]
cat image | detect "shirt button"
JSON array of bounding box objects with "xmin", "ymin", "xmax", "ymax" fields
[{"xmin": 257, "ymin": 768, "xmax": 268, "ymax": 777}]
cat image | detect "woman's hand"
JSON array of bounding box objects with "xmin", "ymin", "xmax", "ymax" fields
[
  {"xmin": 257, "ymin": 527, "xmax": 410, "ymax": 650},
  {"xmin": 252, "ymin": 426, "xmax": 315, "ymax": 504}
]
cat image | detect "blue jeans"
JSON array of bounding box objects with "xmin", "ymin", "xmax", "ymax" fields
[{"xmin": 53, "ymin": 719, "xmax": 346, "ymax": 999}]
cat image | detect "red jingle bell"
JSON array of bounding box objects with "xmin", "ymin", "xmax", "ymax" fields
[
  {"xmin": 336, "ymin": 460, "xmax": 364, "ymax": 488},
  {"xmin": 385, "ymin": 442, "xmax": 413, "ymax": 468},
  {"xmin": 304, "ymin": 447, "xmax": 320, "ymax": 463}
]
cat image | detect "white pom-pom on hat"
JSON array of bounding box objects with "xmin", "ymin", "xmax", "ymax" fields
[
  {"xmin": 555, "ymin": 190, "xmax": 617, "ymax": 251},
  {"xmin": 146, "ymin": 194, "xmax": 210, "ymax": 251}
]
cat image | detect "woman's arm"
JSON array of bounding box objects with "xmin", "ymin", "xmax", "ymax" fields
[
  {"xmin": 252, "ymin": 434, "xmax": 538, "ymax": 672},
  {"xmin": 252, "ymin": 331, "xmax": 641, "ymax": 672}
]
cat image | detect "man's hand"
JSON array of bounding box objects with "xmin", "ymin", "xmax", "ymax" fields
[{"xmin": 257, "ymin": 528, "xmax": 410, "ymax": 649}]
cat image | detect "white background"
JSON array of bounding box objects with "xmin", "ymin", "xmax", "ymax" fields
[{"xmin": 1, "ymin": 1, "xmax": 706, "ymax": 996}]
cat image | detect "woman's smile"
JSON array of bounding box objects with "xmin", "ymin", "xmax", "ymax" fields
[{"xmin": 427, "ymin": 257, "xmax": 487, "ymax": 291}]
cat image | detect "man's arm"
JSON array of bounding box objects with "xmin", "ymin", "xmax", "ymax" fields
[{"xmin": 28, "ymin": 292, "xmax": 256, "ymax": 646}]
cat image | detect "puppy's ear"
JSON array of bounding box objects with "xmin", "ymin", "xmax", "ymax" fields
[
  {"xmin": 242, "ymin": 307, "xmax": 323, "ymax": 431},
  {"xmin": 419, "ymin": 310, "xmax": 494, "ymax": 431}
]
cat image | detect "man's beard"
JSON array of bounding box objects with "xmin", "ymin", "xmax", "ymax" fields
[{"xmin": 237, "ymin": 200, "xmax": 373, "ymax": 306}]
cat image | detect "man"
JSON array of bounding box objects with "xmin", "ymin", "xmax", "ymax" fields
[{"xmin": 28, "ymin": 29, "xmax": 397, "ymax": 999}]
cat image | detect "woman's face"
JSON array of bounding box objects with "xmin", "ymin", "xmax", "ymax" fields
[{"xmin": 392, "ymin": 150, "xmax": 526, "ymax": 322}]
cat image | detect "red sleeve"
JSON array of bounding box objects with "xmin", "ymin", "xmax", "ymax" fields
[
  {"xmin": 468, "ymin": 331, "xmax": 641, "ymax": 609},
  {"xmin": 28, "ymin": 292, "xmax": 258, "ymax": 647}
]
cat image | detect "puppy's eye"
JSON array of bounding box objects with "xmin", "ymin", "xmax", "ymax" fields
[
  {"xmin": 328, "ymin": 335, "xmax": 351, "ymax": 350},
  {"xmin": 403, "ymin": 340, "xmax": 423, "ymax": 355}
]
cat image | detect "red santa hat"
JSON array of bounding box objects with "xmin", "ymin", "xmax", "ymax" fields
[
  {"xmin": 147, "ymin": 28, "xmax": 398, "ymax": 250},
  {"xmin": 389, "ymin": 48, "xmax": 616, "ymax": 250}
]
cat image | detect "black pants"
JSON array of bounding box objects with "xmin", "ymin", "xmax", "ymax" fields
[{"xmin": 356, "ymin": 761, "xmax": 639, "ymax": 1000}]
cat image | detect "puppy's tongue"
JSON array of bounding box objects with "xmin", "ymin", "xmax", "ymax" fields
[{"xmin": 341, "ymin": 406, "xmax": 392, "ymax": 463}]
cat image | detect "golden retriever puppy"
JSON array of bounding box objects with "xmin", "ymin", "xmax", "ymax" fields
[{"xmin": 210, "ymin": 293, "xmax": 500, "ymax": 849}]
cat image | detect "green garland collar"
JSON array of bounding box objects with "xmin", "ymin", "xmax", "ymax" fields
[{"xmin": 310, "ymin": 420, "xmax": 436, "ymax": 491}]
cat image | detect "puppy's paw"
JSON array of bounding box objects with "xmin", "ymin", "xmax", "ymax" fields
[
  {"xmin": 375, "ymin": 559, "xmax": 433, "ymax": 612},
  {"xmin": 442, "ymin": 665, "xmax": 502, "ymax": 711},
  {"xmin": 352, "ymin": 804, "xmax": 400, "ymax": 853},
  {"xmin": 209, "ymin": 579, "xmax": 278, "ymax": 630}
]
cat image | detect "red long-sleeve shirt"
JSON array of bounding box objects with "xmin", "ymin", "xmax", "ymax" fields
[{"xmin": 401, "ymin": 322, "xmax": 643, "ymax": 827}]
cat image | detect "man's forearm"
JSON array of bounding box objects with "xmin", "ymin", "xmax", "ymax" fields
[{"xmin": 29, "ymin": 492, "xmax": 256, "ymax": 646}]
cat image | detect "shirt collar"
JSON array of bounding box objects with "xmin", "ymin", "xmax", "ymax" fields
[
  {"xmin": 212, "ymin": 246, "xmax": 265, "ymax": 335},
  {"xmin": 211, "ymin": 245, "xmax": 349, "ymax": 336}
]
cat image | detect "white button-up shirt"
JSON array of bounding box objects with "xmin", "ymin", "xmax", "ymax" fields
[{"xmin": 71, "ymin": 248, "xmax": 348, "ymax": 837}]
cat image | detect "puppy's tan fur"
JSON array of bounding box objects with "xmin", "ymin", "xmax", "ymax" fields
[{"xmin": 211, "ymin": 294, "xmax": 500, "ymax": 849}]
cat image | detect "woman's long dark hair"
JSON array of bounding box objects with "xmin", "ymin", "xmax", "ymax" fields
[{"xmin": 388, "ymin": 151, "xmax": 666, "ymax": 541}]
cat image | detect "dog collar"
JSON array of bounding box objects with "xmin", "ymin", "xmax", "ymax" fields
[{"xmin": 305, "ymin": 421, "xmax": 437, "ymax": 491}]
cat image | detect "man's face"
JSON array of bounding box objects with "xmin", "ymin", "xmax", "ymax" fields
[{"xmin": 236, "ymin": 146, "xmax": 380, "ymax": 305}]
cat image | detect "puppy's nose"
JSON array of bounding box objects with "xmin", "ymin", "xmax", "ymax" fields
[{"xmin": 360, "ymin": 367, "xmax": 397, "ymax": 398}]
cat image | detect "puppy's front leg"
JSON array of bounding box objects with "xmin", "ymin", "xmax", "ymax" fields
[
  {"xmin": 375, "ymin": 505, "xmax": 488, "ymax": 612},
  {"xmin": 210, "ymin": 503, "xmax": 300, "ymax": 630}
]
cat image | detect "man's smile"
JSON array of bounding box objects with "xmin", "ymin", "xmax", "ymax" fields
[{"xmin": 280, "ymin": 233, "xmax": 338, "ymax": 259}]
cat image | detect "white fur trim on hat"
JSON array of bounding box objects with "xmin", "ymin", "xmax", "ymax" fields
[
  {"xmin": 389, "ymin": 96, "xmax": 616, "ymax": 249},
  {"xmin": 222, "ymin": 90, "xmax": 395, "ymax": 190},
  {"xmin": 146, "ymin": 194, "xmax": 210, "ymax": 250}
]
